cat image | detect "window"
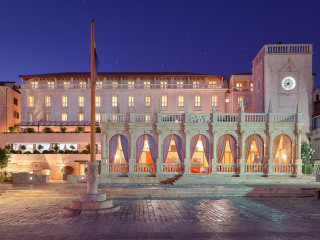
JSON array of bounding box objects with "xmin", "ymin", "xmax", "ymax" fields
[
  {"xmin": 112, "ymin": 96, "xmax": 118, "ymax": 107},
  {"xmin": 63, "ymin": 81, "xmax": 70, "ymax": 89},
  {"xmin": 145, "ymin": 115, "xmax": 151, "ymax": 122},
  {"xmin": 48, "ymin": 81, "xmax": 54, "ymax": 89},
  {"xmin": 45, "ymin": 112, "xmax": 51, "ymax": 121},
  {"xmin": 112, "ymin": 81, "xmax": 118, "ymax": 89},
  {"xmin": 13, "ymin": 98, "xmax": 18, "ymax": 106},
  {"xmin": 80, "ymin": 81, "xmax": 86, "ymax": 89},
  {"xmin": 31, "ymin": 82, "xmax": 38, "ymax": 89},
  {"xmin": 28, "ymin": 96, "xmax": 34, "ymax": 107},
  {"xmin": 95, "ymin": 113, "xmax": 101, "ymax": 122},
  {"xmin": 144, "ymin": 81, "xmax": 150, "ymax": 89},
  {"xmin": 61, "ymin": 113, "xmax": 68, "ymax": 121},
  {"xmin": 78, "ymin": 113, "xmax": 84, "ymax": 121},
  {"xmin": 316, "ymin": 94, "xmax": 319, "ymax": 101},
  {"xmin": 96, "ymin": 81, "xmax": 102, "ymax": 89},
  {"xmin": 193, "ymin": 81, "xmax": 200, "ymax": 89},
  {"xmin": 145, "ymin": 96, "xmax": 151, "ymax": 107},
  {"xmin": 128, "ymin": 81, "xmax": 134, "ymax": 89},
  {"xmin": 250, "ymin": 83, "xmax": 253, "ymax": 92},
  {"xmin": 160, "ymin": 81, "xmax": 167, "ymax": 89},
  {"xmin": 78, "ymin": 96, "xmax": 84, "ymax": 107},
  {"xmin": 208, "ymin": 81, "xmax": 216, "ymax": 88},
  {"xmin": 212, "ymin": 95, "xmax": 218, "ymax": 107},
  {"xmin": 95, "ymin": 96, "xmax": 101, "ymax": 107},
  {"xmin": 161, "ymin": 95, "xmax": 167, "ymax": 107},
  {"xmin": 62, "ymin": 96, "xmax": 68, "ymax": 107},
  {"xmin": 225, "ymin": 98, "xmax": 230, "ymax": 103},
  {"xmin": 14, "ymin": 111, "xmax": 19, "ymax": 119},
  {"xmin": 238, "ymin": 96, "xmax": 243, "ymax": 106},
  {"xmin": 195, "ymin": 95, "xmax": 201, "ymax": 107},
  {"xmin": 28, "ymin": 113, "xmax": 33, "ymax": 122},
  {"xmin": 129, "ymin": 96, "xmax": 134, "ymax": 107},
  {"xmin": 177, "ymin": 81, "xmax": 183, "ymax": 89},
  {"xmin": 45, "ymin": 96, "xmax": 51, "ymax": 107},
  {"xmin": 178, "ymin": 96, "xmax": 184, "ymax": 107}
]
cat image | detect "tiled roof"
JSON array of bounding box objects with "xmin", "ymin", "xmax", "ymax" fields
[{"xmin": 19, "ymin": 72, "xmax": 225, "ymax": 80}]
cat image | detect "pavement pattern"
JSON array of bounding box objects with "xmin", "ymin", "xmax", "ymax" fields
[{"xmin": 0, "ymin": 196, "xmax": 320, "ymax": 239}]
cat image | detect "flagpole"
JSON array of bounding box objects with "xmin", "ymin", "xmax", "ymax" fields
[{"xmin": 87, "ymin": 19, "xmax": 98, "ymax": 194}]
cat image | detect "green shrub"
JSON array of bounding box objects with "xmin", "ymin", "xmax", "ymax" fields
[
  {"xmin": 70, "ymin": 145, "xmax": 75, "ymax": 150},
  {"xmin": 33, "ymin": 150, "xmax": 40, "ymax": 154},
  {"xmin": 75, "ymin": 127, "xmax": 85, "ymax": 133},
  {"xmin": 81, "ymin": 150, "xmax": 89, "ymax": 154},
  {"xmin": 58, "ymin": 150, "xmax": 65, "ymax": 154},
  {"xmin": 8, "ymin": 126, "xmax": 19, "ymax": 133},
  {"xmin": 37, "ymin": 145, "xmax": 44, "ymax": 151},
  {"xmin": 24, "ymin": 151, "xmax": 32, "ymax": 154},
  {"xmin": 25, "ymin": 128, "xmax": 35, "ymax": 133},
  {"xmin": 42, "ymin": 127, "xmax": 53, "ymax": 133},
  {"xmin": 60, "ymin": 126, "xmax": 67, "ymax": 133},
  {"xmin": 42, "ymin": 150, "xmax": 49, "ymax": 154},
  {"xmin": 48, "ymin": 150, "xmax": 55, "ymax": 154},
  {"xmin": 20, "ymin": 145, "xmax": 26, "ymax": 151},
  {"xmin": 53, "ymin": 145, "xmax": 59, "ymax": 153},
  {"xmin": 95, "ymin": 127, "xmax": 101, "ymax": 133}
]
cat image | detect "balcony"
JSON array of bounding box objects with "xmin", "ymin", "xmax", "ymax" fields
[{"xmin": 20, "ymin": 83, "xmax": 224, "ymax": 90}]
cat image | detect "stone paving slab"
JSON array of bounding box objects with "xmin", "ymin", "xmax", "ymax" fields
[{"xmin": 0, "ymin": 196, "xmax": 320, "ymax": 239}]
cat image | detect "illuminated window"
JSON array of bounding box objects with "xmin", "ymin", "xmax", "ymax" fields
[
  {"xmin": 45, "ymin": 96, "xmax": 51, "ymax": 107},
  {"xmin": 236, "ymin": 83, "xmax": 242, "ymax": 89},
  {"xmin": 61, "ymin": 113, "xmax": 68, "ymax": 121},
  {"xmin": 250, "ymin": 83, "xmax": 253, "ymax": 91},
  {"xmin": 160, "ymin": 81, "xmax": 167, "ymax": 89},
  {"xmin": 95, "ymin": 96, "xmax": 101, "ymax": 107},
  {"xmin": 144, "ymin": 81, "xmax": 150, "ymax": 89},
  {"xmin": 28, "ymin": 96, "xmax": 34, "ymax": 107},
  {"xmin": 78, "ymin": 113, "xmax": 84, "ymax": 121},
  {"xmin": 28, "ymin": 113, "xmax": 33, "ymax": 122},
  {"xmin": 162, "ymin": 95, "xmax": 167, "ymax": 107},
  {"xmin": 112, "ymin": 96, "xmax": 118, "ymax": 107},
  {"xmin": 45, "ymin": 112, "xmax": 51, "ymax": 121},
  {"xmin": 95, "ymin": 113, "xmax": 101, "ymax": 122},
  {"xmin": 177, "ymin": 81, "xmax": 183, "ymax": 89},
  {"xmin": 96, "ymin": 81, "xmax": 102, "ymax": 89},
  {"xmin": 209, "ymin": 81, "xmax": 216, "ymax": 88},
  {"xmin": 31, "ymin": 82, "xmax": 38, "ymax": 89},
  {"xmin": 129, "ymin": 96, "xmax": 134, "ymax": 107},
  {"xmin": 47, "ymin": 81, "xmax": 54, "ymax": 89},
  {"xmin": 212, "ymin": 95, "xmax": 218, "ymax": 107},
  {"xmin": 62, "ymin": 96, "xmax": 68, "ymax": 107},
  {"xmin": 225, "ymin": 98, "xmax": 230, "ymax": 103},
  {"xmin": 193, "ymin": 81, "xmax": 200, "ymax": 89},
  {"xmin": 178, "ymin": 95, "xmax": 184, "ymax": 107},
  {"xmin": 238, "ymin": 96, "xmax": 243, "ymax": 106},
  {"xmin": 112, "ymin": 81, "xmax": 118, "ymax": 89},
  {"xmin": 145, "ymin": 115, "xmax": 151, "ymax": 122},
  {"xmin": 80, "ymin": 81, "xmax": 86, "ymax": 89},
  {"xmin": 145, "ymin": 96, "xmax": 151, "ymax": 107},
  {"xmin": 63, "ymin": 81, "xmax": 70, "ymax": 89},
  {"xmin": 195, "ymin": 95, "xmax": 201, "ymax": 107},
  {"xmin": 128, "ymin": 81, "xmax": 134, "ymax": 89},
  {"xmin": 78, "ymin": 96, "xmax": 84, "ymax": 107}
]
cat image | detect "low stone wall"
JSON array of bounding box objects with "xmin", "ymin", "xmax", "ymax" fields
[
  {"xmin": 12, "ymin": 172, "xmax": 49, "ymax": 184},
  {"xmin": 4, "ymin": 154, "xmax": 101, "ymax": 180}
]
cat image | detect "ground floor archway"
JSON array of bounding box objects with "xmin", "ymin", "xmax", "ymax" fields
[{"xmin": 190, "ymin": 134, "xmax": 209, "ymax": 174}]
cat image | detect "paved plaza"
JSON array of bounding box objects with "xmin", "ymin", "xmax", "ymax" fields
[{"xmin": 0, "ymin": 196, "xmax": 320, "ymax": 239}]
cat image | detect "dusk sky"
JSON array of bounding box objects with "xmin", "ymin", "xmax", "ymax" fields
[{"xmin": 1, "ymin": 0, "xmax": 320, "ymax": 86}]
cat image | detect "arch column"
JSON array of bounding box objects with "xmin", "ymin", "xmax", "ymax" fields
[
  {"xmin": 268, "ymin": 134, "xmax": 274, "ymax": 175},
  {"xmin": 295, "ymin": 130, "xmax": 302, "ymax": 176},
  {"xmin": 211, "ymin": 131, "xmax": 218, "ymax": 174},
  {"xmin": 129, "ymin": 130, "xmax": 135, "ymax": 176},
  {"xmin": 184, "ymin": 131, "xmax": 191, "ymax": 174},
  {"xmin": 239, "ymin": 131, "xmax": 246, "ymax": 175},
  {"xmin": 156, "ymin": 130, "xmax": 163, "ymax": 175},
  {"xmin": 100, "ymin": 129, "xmax": 107, "ymax": 176}
]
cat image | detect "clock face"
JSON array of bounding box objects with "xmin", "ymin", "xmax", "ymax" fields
[{"xmin": 281, "ymin": 77, "xmax": 296, "ymax": 90}]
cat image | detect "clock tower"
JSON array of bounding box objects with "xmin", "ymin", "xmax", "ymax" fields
[{"xmin": 252, "ymin": 44, "xmax": 313, "ymax": 139}]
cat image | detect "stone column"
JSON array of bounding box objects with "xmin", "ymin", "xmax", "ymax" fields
[
  {"xmin": 157, "ymin": 130, "xmax": 163, "ymax": 175},
  {"xmin": 268, "ymin": 134, "xmax": 274, "ymax": 175},
  {"xmin": 184, "ymin": 132, "xmax": 191, "ymax": 174},
  {"xmin": 100, "ymin": 131, "xmax": 107, "ymax": 176},
  {"xmin": 129, "ymin": 130, "xmax": 135, "ymax": 176},
  {"xmin": 211, "ymin": 132, "xmax": 218, "ymax": 174},
  {"xmin": 239, "ymin": 131, "xmax": 246, "ymax": 175},
  {"xmin": 295, "ymin": 130, "xmax": 303, "ymax": 176}
]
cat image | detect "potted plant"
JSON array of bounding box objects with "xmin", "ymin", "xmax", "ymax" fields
[
  {"xmin": 42, "ymin": 127, "xmax": 53, "ymax": 133},
  {"xmin": 60, "ymin": 126, "xmax": 67, "ymax": 133}
]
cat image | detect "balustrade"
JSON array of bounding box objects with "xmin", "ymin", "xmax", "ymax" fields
[
  {"xmin": 134, "ymin": 163, "xmax": 156, "ymax": 173},
  {"xmin": 102, "ymin": 114, "xmax": 127, "ymax": 123},
  {"xmin": 162, "ymin": 163, "xmax": 183, "ymax": 173},
  {"xmin": 131, "ymin": 113, "xmax": 155, "ymax": 123},
  {"xmin": 108, "ymin": 164, "xmax": 129, "ymax": 173},
  {"xmin": 271, "ymin": 114, "xmax": 295, "ymax": 123},
  {"xmin": 273, "ymin": 164, "xmax": 294, "ymax": 174},
  {"xmin": 217, "ymin": 164, "xmax": 239, "ymax": 173},
  {"xmin": 245, "ymin": 164, "xmax": 263, "ymax": 173},
  {"xmin": 244, "ymin": 113, "xmax": 266, "ymax": 122},
  {"xmin": 158, "ymin": 113, "xmax": 184, "ymax": 122},
  {"xmin": 214, "ymin": 113, "xmax": 238, "ymax": 122}
]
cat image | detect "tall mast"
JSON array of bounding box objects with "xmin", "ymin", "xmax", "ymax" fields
[{"xmin": 90, "ymin": 20, "xmax": 96, "ymax": 162}]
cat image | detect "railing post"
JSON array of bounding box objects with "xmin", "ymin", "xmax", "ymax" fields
[
  {"xmin": 211, "ymin": 131, "xmax": 217, "ymax": 174},
  {"xmin": 157, "ymin": 129, "xmax": 163, "ymax": 176},
  {"xmin": 184, "ymin": 131, "xmax": 191, "ymax": 174},
  {"xmin": 100, "ymin": 129, "xmax": 107, "ymax": 177},
  {"xmin": 295, "ymin": 130, "xmax": 303, "ymax": 176},
  {"xmin": 129, "ymin": 130, "xmax": 135, "ymax": 176}
]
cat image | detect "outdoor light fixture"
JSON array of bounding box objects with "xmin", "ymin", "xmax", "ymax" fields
[{"xmin": 282, "ymin": 153, "xmax": 287, "ymax": 159}]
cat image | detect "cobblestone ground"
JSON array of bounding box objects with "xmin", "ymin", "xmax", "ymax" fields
[{"xmin": 0, "ymin": 197, "xmax": 320, "ymax": 239}]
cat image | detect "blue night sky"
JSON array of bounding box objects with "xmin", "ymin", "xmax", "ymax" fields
[{"xmin": 1, "ymin": 0, "xmax": 320, "ymax": 86}]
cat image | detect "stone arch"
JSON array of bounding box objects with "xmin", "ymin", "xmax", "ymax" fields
[
  {"xmin": 217, "ymin": 134, "xmax": 237, "ymax": 164},
  {"xmin": 190, "ymin": 134, "xmax": 210, "ymax": 173},
  {"xmin": 163, "ymin": 134, "xmax": 184, "ymax": 163},
  {"xmin": 244, "ymin": 134, "xmax": 264, "ymax": 164},
  {"xmin": 108, "ymin": 134, "xmax": 129, "ymax": 164},
  {"xmin": 272, "ymin": 134, "xmax": 293, "ymax": 164},
  {"xmin": 136, "ymin": 134, "xmax": 156, "ymax": 164}
]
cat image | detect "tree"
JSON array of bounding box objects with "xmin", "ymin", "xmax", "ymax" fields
[
  {"xmin": 0, "ymin": 147, "xmax": 11, "ymax": 169},
  {"xmin": 301, "ymin": 141, "xmax": 315, "ymax": 174}
]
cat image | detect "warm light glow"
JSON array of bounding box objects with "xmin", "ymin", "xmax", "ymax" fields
[
  {"xmin": 115, "ymin": 154, "xmax": 119, "ymax": 160},
  {"xmin": 196, "ymin": 140, "xmax": 203, "ymax": 151},
  {"xmin": 144, "ymin": 140, "xmax": 149, "ymax": 151},
  {"xmin": 282, "ymin": 153, "xmax": 287, "ymax": 159},
  {"xmin": 251, "ymin": 145, "xmax": 254, "ymax": 149}
]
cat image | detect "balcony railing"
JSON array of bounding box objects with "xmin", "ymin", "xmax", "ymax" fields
[
  {"xmin": 273, "ymin": 164, "xmax": 294, "ymax": 174},
  {"xmin": 214, "ymin": 113, "xmax": 238, "ymax": 122},
  {"xmin": 270, "ymin": 114, "xmax": 295, "ymax": 123},
  {"xmin": 162, "ymin": 163, "xmax": 183, "ymax": 173},
  {"xmin": 245, "ymin": 164, "xmax": 264, "ymax": 173},
  {"xmin": 134, "ymin": 163, "xmax": 156, "ymax": 173},
  {"xmin": 217, "ymin": 164, "xmax": 240, "ymax": 173},
  {"xmin": 158, "ymin": 113, "xmax": 184, "ymax": 122},
  {"xmin": 21, "ymin": 83, "xmax": 224, "ymax": 90},
  {"xmin": 244, "ymin": 113, "xmax": 266, "ymax": 122},
  {"xmin": 108, "ymin": 164, "xmax": 129, "ymax": 173},
  {"xmin": 102, "ymin": 114, "xmax": 127, "ymax": 123}
]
